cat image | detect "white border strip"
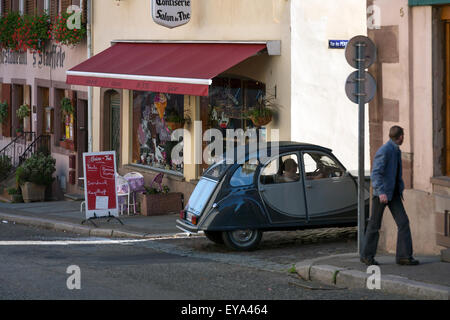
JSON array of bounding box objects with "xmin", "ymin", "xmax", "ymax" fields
[{"xmin": 66, "ymin": 70, "xmax": 212, "ymax": 86}]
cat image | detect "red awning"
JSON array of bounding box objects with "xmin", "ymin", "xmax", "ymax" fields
[{"xmin": 66, "ymin": 42, "xmax": 266, "ymax": 96}]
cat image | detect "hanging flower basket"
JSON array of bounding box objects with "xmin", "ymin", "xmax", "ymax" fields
[
  {"xmin": 250, "ymin": 114, "xmax": 273, "ymax": 127},
  {"xmin": 51, "ymin": 12, "xmax": 86, "ymax": 47}
]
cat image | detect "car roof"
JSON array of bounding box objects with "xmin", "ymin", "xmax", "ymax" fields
[{"xmin": 220, "ymin": 141, "xmax": 333, "ymax": 163}]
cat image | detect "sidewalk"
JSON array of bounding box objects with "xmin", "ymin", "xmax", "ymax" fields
[
  {"xmin": 295, "ymin": 253, "xmax": 450, "ymax": 300},
  {"xmin": 0, "ymin": 200, "xmax": 183, "ymax": 239}
]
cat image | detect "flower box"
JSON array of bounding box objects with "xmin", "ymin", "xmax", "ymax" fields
[
  {"xmin": 60, "ymin": 139, "xmax": 75, "ymax": 151},
  {"xmin": 137, "ymin": 192, "xmax": 183, "ymax": 216}
]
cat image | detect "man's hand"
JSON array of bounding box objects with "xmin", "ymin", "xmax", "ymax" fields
[{"xmin": 379, "ymin": 194, "xmax": 388, "ymax": 204}]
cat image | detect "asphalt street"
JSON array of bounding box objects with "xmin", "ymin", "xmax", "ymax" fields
[{"xmin": 0, "ymin": 222, "xmax": 411, "ymax": 300}]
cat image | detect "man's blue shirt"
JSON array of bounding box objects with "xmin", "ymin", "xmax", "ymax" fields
[{"xmin": 371, "ymin": 139, "xmax": 404, "ymax": 201}]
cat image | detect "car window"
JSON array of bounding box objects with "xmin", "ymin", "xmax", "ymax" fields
[
  {"xmin": 303, "ymin": 152, "xmax": 344, "ymax": 180},
  {"xmin": 203, "ymin": 160, "xmax": 231, "ymax": 180},
  {"xmin": 260, "ymin": 154, "xmax": 300, "ymax": 185},
  {"xmin": 230, "ymin": 159, "xmax": 259, "ymax": 187}
]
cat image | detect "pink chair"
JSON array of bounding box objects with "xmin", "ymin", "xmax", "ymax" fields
[{"xmin": 150, "ymin": 172, "xmax": 164, "ymax": 192}]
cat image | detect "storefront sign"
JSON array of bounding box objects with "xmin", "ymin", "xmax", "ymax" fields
[
  {"xmin": 82, "ymin": 151, "xmax": 119, "ymax": 219},
  {"xmin": 0, "ymin": 45, "xmax": 66, "ymax": 69},
  {"xmin": 151, "ymin": 0, "xmax": 191, "ymax": 28}
]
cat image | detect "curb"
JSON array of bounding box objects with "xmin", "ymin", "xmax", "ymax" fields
[
  {"xmin": 0, "ymin": 212, "xmax": 148, "ymax": 239},
  {"xmin": 295, "ymin": 256, "xmax": 450, "ymax": 300}
]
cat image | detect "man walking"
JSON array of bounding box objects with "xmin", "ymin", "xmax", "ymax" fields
[{"xmin": 360, "ymin": 126, "xmax": 419, "ymax": 266}]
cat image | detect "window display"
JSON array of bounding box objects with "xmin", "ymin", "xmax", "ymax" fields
[{"xmin": 132, "ymin": 91, "xmax": 184, "ymax": 174}]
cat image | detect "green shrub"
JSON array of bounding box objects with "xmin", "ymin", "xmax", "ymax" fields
[
  {"xmin": 16, "ymin": 153, "xmax": 56, "ymax": 186},
  {"xmin": 6, "ymin": 187, "xmax": 18, "ymax": 195},
  {"xmin": 0, "ymin": 155, "xmax": 12, "ymax": 180}
]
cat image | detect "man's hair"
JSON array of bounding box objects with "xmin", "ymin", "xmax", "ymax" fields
[{"xmin": 389, "ymin": 125, "xmax": 404, "ymax": 140}]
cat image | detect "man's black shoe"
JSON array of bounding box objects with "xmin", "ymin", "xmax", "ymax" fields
[
  {"xmin": 360, "ymin": 257, "xmax": 379, "ymax": 266},
  {"xmin": 397, "ymin": 257, "xmax": 420, "ymax": 266}
]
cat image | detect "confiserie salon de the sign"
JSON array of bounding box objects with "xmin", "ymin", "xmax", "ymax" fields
[{"xmin": 152, "ymin": 0, "xmax": 191, "ymax": 28}]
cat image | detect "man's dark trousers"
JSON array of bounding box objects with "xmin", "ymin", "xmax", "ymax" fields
[{"xmin": 362, "ymin": 192, "xmax": 413, "ymax": 261}]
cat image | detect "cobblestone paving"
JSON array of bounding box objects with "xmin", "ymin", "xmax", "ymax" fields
[{"xmin": 142, "ymin": 227, "xmax": 358, "ymax": 274}]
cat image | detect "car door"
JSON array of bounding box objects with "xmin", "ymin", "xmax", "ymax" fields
[
  {"xmin": 301, "ymin": 151, "xmax": 358, "ymax": 220},
  {"xmin": 258, "ymin": 152, "xmax": 307, "ymax": 223}
]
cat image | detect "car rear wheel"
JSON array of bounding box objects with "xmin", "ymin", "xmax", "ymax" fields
[
  {"xmin": 204, "ymin": 231, "xmax": 224, "ymax": 244},
  {"xmin": 222, "ymin": 229, "xmax": 262, "ymax": 251}
]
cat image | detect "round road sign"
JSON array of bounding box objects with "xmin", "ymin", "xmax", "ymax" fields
[
  {"xmin": 345, "ymin": 70, "xmax": 377, "ymax": 104},
  {"xmin": 345, "ymin": 35, "xmax": 377, "ymax": 69}
]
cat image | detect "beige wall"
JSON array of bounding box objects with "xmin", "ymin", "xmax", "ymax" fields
[{"xmin": 91, "ymin": 0, "xmax": 292, "ymax": 176}]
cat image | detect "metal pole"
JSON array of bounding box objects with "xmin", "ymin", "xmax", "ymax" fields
[
  {"xmin": 87, "ymin": 0, "xmax": 93, "ymax": 152},
  {"xmin": 356, "ymin": 42, "xmax": 366, "ymax": 255}
]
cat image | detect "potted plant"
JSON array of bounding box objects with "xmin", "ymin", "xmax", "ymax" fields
[
  {"xmin": 60, "ymin": 97, "xmax": 75, "ymax": 150},
  {"xmin": 16, "ymin": 153, "xmax": 56, "ymax": 203},
  {"xmin": 16, "ymin": 104, "xmax": 30, "ymax": 136},
  {"xmin": 16, "ymin": 104, "xmax": 30, "ymax": 121},
  {"xmin": 60, "ymin": 97, "xmax": 74, "ymax": 117},
  {"xmin": 245, "ymin": 90, "xmax": 277, "ymax": 128},
  {"xmin": 137, "ymin": 184, "xmax": 183, "ymax": 216}
]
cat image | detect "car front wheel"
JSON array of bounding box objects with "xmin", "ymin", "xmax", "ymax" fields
[{"xmin": 222, "ymin": 229, "xmax": 262, "ymax": 251}]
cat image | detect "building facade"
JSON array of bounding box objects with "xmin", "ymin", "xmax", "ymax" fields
[
  {"xmin": 71, "ymin": 0, "xmax": 367, "ymax": 202},
  {"xmin": 367, "ymin": 0, "xmax": 450, "ymax": 258},
  {"xmin": 0, "ymin": 0, "xmax": 88, "ymax": 197}
]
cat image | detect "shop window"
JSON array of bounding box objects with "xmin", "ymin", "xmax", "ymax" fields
[
  {"xmin": 132, "ymin": 91, "xmax": 184, "ymax": 174},
  {"xmin": 208, "ymin": 77, "xmax": 265, "ymax": 131}
]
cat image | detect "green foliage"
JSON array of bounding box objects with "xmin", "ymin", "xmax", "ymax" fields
[
  {"xmin": 7, "ymin": 187, "xmax": 18, "ymax": 195},
  {"xmin": 0, "ymin": 11, "xmax": 22, "ymax": 50},
  {"xmin": 16, "ymin": 153, "xmax": 56, "ymax": 186},
  {"xmin": 16, "ymin": 104, "xmax": 30, "ymax": 120},
  {"xmin": 0, "ymin": 101, "xmax": 8, "ymax": 124},
  {"xmin": 144, "ymin": 184, "xmax": 170, "ymax": 195},
  {"xmin": 165, "ymin": 111, "xmax": 185, "ymax": 123},
  {"xmin": 0, "ymin": 155, "xmax": 12, "ymax": 181},
  {"xmin": 60, "ymin": 97, "xmax": 74, "ymax": 115}
]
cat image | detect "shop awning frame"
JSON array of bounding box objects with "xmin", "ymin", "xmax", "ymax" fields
[{"xmin": 66, "ymin": 41, "xmax": 280, "ymax": 96}]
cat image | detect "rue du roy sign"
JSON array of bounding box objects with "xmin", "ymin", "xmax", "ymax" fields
[{"xmin": 152, "ymin": 0, "xmax": 191, "ymax": 29}]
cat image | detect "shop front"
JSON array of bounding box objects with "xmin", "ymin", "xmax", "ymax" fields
[{"xmin": 66, "ymin": 40, "xmax": 281, "ymax": 200}]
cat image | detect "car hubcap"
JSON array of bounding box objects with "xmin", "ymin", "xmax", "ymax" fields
[{"xmin": 231, "ymin": 230, "xmax": 254, "ymax": 243}]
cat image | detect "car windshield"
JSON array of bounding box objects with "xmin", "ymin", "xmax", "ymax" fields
[{"xmin": 186, "ymin": 178, "xmax": 218, "ymax": 215}]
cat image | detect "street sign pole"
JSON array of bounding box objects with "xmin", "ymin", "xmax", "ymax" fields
[
  {"xmin": 356, "ymin": 42, "xmax": 366, "ymax": 256},
  {"xmin": 345, "ymin": 35, "xmax": 377, "ymax": 257}
]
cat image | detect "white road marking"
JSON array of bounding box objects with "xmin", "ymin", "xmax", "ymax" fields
[{"xmin": 0, "ymin": 233, "xmax": 204, "ymax": 246}]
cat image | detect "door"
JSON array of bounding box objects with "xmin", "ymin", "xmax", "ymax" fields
[
  {"xmin": 110, "ymin": 94, "xmax": 121, "ymax": 167},
  {"xmin": 258, "ymin": 152, "xmax": 307, "ymax": 222},
  {"xmin": 302, "ymin": 151, "xmax": 357, "ymax": 220}
]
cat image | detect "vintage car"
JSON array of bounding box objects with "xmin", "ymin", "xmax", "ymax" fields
[{"xmin": 176, "ymin": 142, "xmax": 369, "ymax": 251}]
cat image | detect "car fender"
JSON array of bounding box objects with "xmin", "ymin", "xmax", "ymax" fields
[{"xmin": 201, "ymin": 191, "xmax": 269, "ymax": 231}]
